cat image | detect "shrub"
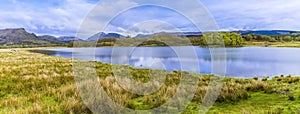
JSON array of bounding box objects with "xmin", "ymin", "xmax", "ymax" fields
[
  {"xmin": 253, "ymin": 76, "xmax": 259, "ymax": 80},
  {"xmin": 288, "ymin": 94, "xmax": 295, "ymax": 101},
  {"xmin": 277, "ymin": 78, "xmax": 282, "ymax": 82},
  {"xmin": 262, "ymin": 78, "xmax": 268, "ymax": 81}
]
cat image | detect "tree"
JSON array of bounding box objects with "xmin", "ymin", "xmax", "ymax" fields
[
  {"xmin": 126, "ymin": 35, "xmax": 131, "ymax": 38},
  {"xmin": 201, "ymin": 32, "xmax": 243, "ymax": 47},
  {"xmin": 68, "ymin": 41, "xmax": 74, "ymax": 47},
  {"xmin": 283, "ymin": 36, "xmax": 292, "ymax": 42},
  {"xmin": 294, "ymin": 37, "xmax": 300, "ymax": 41},
  {"xmin": 236, "ymin": 33, "xmax": 244, "ymax": 46},
  {"xmin": 230, "ymin": 33, "xmax": 237, "ymax": 46},
  {"xmin": 245, "ymin": 34, "xmax": 253, "ymax": 41},
  {"xmin": 220, "ymin": 32, "xmax": 230, "ymax": 46}
]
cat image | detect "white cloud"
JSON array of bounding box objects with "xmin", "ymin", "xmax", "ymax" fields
[
  {"xmin": 1, "ymin": 0, "xmax": 300, "ymax": 37},
  {"xmin": 105, "ymin": 20, "xmax": 181, "ymax": 36},
  {"xmin": 0, "ymin": 0, "xmax": 96, "ymax": 36},
  {"xmin": 201, "ymin": 0, "xmax": 300, "ymax": 30},
  {"xmin": 77, "ymin": 0, "xmax": 138, "ymax": 38},
  {"xmin": 77, "ymin": 0, "xmax": 217, "ymax": 39}
]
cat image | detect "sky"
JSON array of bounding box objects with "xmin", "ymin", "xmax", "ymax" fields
[{"xmin": 1, "ymin": 0, "xmax": 300, "ymax": 37}]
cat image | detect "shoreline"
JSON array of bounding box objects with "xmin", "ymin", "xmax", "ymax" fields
[
  {"xmin": 28, "ymin": 47, "xmax": 300, "ymax": 79},
  {"xmin": 2, "ymin": 41, "xmax": 300, "ymax": 49}
]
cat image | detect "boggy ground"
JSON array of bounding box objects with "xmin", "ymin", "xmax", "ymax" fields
[{"xmin": 0, "ymin": 49, "xmax": 299, "ymax": 113}]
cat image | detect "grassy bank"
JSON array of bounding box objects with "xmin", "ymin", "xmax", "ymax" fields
[
  {"xmin": 1, "ymin": 49, "xmax": 300, "ymax": 113},
  {"xmin": 244, "ymin": 41, "xmax": 300, "ymax": 48}
]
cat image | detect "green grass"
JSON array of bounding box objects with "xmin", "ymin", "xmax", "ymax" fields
[
  {"xmin": 0, "ymin": 49, "xmax": 300, "ymax": 113},
  {"xmin": 244, "ymin": 41, "xmax": 300, "ymax": 48},
  {"xmin": 0, "ymin": 50, "xmax": 90, "ymax": 113},
  {"xmin": 209, "ymin": 92, "xmax": 300, "ymax": 113},
  {"xmin": 268, "ymin": 42, "xmax": 300, "ymax": 47}
]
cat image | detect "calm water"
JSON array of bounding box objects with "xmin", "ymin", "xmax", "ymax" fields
[{"xmin": 35, "ymin": 47, "xmax": 300, "ymax": 78}]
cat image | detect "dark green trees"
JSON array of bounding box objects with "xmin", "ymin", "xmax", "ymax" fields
[
  {"xmin": 92, "ymin": 32, "xmax": 245, "ymax": 47},
  {"xmin": 245, "ymin": 34, "xmax": 253, "ymax": 41},
  {"xmin": 283, "ymin": 36, "xmax": 292, "ymax": 42},
  {"xmin": 197, "ymin": 32, "xmax": 244, "ymax": 47}
]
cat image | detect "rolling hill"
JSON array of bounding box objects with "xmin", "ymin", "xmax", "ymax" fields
[
  {"xmin": 86, "ymin": 32, "xmax": 125, "ymax": 41},
  {"xmin": 0, "ymin": 28, "xmax": 84, "ymax": 45},
  {"xmin": 0, "ymin": 28, "xmax": 49, "ymax": 45}
]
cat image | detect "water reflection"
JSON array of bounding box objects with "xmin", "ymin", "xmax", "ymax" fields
[{"xmin": 34, "ymin": 47, "xmax": 300, "ymax": 78}]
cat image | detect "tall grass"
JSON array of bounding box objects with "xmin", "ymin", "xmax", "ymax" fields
[
  {"xmin": 1, "ymin": 50, "xmax": 300, "ymax": 113},
  {"xmin": 0, "ymin": 50, "xmax": 91, "ymax": 113}
]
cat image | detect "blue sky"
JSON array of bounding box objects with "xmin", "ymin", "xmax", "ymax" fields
[{"xmin": 1, "ymin": 0, "xmax": 300, "ymax": 37}]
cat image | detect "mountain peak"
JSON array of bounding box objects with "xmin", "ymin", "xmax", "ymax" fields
[
  {"xmin": 86, "ymin": 32, "xmax": 125, "ymax": 41},
  {"xmin": 0, "ymin": 28, "xmax": 48, "ymax": 45}
]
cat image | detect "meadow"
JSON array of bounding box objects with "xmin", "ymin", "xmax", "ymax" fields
[{"xmin": 1, "ymin": 49, "xmax": 300, "ymax": 113}]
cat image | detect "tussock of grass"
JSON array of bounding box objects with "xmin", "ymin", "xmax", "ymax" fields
[
  {"xmin": 0, "ymin": 51, "xmax": 91, "ymax": 113},
  {"xmin": 1, "ymin": 50, "xmax": 300, "ymax": 113}
]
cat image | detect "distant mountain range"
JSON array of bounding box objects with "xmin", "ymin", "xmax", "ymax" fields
[
  {"xmin": 0, "ymin": 28, "xmax": 299, "ymax": 45},
  {"xmin": 0, "ymin": 28, "xmax": 49, "ymax": 45},
  {"xmin": 58, "ymin": 36, "xmax": 84, "ymax": 43},
  {"xmin": 134, "ymin": 32, "xmax": 203, "ymax": 38},
  {"xmin": 86, "ymin": 32, "xmax": 125, "ymax": 41},
  {"xmin": 38, "ymin": 35, "xmax": 63, "ymax": 44},
  {"xmin": 0, "ymin": 28, "xmax": 84, "ymax": 45},
  {"xmin": 86, "ymin": 30, "xmax": 299, "ymax": 41},
  {"xmin": 234, "ymin": 30, "xmax": 298, "ymax": 36}
]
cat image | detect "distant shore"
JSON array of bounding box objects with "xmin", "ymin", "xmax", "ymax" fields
[{"xmin": 244, "ymin": 41, "xmax": 300, "ymax": 48}]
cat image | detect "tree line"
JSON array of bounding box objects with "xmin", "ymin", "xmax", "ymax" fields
[
  {"xmin": 69, "ymin": 32, "xmax": 300, "ymax": 47},
  {"xmin": 244, "ymin": 34, "xmax": 300, "ymax": 42},
  {"xmin": 189, "ymin": 32, "xmax": 244, "ymax": 47},
  {"xmin": 92, "ymin": 32, "xmax": 244, "ymax": 47}
]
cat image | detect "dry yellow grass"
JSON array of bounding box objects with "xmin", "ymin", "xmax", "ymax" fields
[{"xmin": 0, "ymin": 50, "xmax": 91, "ymax": 113}]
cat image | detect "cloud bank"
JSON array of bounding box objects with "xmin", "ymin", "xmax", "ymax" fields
[{"xmin": 1, "ymin": 0, "xmax": 300, "ymax": 36}]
